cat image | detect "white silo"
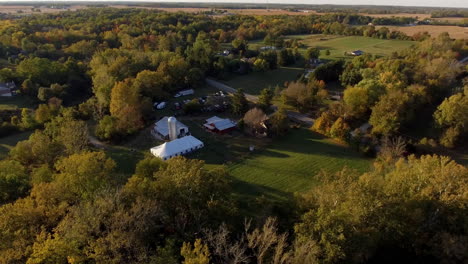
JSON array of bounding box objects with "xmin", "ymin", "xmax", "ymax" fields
[{"xmin": 168, "ymin": 116, "xmax": 178, "ymax": 141}]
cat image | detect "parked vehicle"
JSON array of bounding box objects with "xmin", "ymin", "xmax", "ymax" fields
[
  {"xmin": 156, "ymin": 102, "xmax": 167, "ymax": 109},
  {"xmin": 174, "ymin": 89, "xmax": 195, "ymax": 98},
  {"xmin": 153, "ymin": 102, "xmax": 160, "ymax": 109}
]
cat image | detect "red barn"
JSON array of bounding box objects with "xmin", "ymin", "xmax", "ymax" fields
[{"xmin": 203, "ymin": 116, "xmax": 236, "ymax": 134}]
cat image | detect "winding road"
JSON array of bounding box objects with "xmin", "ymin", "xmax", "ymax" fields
[{"xmin": 206, "ymin": 78, "xmax": 314, "ymax": 126}]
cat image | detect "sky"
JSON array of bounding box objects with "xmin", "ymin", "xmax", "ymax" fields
[{"xmin": 4, "ymin": 0, "xmax": 468, "ymax": 8}]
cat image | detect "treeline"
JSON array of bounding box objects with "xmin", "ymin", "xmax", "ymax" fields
[
  {"xmin": 431, "ymin": 10, "xmax": 468, "ymax": 18},
  {"xmin": 310, "ymin": 33, "xmax": 468, "ymax": 153}
]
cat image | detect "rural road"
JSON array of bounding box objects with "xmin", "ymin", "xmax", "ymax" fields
[{"xmin": 206, "ymin": 78, "xmax": 314, "ymax": 126}]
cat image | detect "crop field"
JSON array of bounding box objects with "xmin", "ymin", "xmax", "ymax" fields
[{"xmin": 228, "ymin": 128, "xmax": 372, "ymax": 199}]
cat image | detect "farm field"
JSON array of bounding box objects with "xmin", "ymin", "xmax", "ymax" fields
[
  {"xmin": 376, "ymin": 25, "xmax": 468, "ymax": 39},
  {"xmin": 228, "ymin": 128, "xmax": 372, "ymax": 199}
]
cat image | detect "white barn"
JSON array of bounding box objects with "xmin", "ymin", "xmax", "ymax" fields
[
  {"xmin": 150, "ymin": 135, "xmax": 204, "ymax": 160},
  {"xmin": 152, "ymin": 116, "xmax": 189, "ymax": 140}
]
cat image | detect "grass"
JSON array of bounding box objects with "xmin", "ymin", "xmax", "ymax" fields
[
  {"xmin": 287, "ymin": 34, "xmax": 415, "ymax": 61},
  {"xmin": 0, "ymin": 131, "xmax": 32, "ymax": 159},
  {"xmin": 223, "ymin": 66, "xmax": 303, "ymax": 95},
  {"xmin": 228, "ymin": 127, "xmax": 371, "ymax": 200},
  {"xmin": 0, "ymin": 95, "xmax": 36, "ymax": 110}
]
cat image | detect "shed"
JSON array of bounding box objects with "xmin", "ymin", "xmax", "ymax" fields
[
  {"xmin": 204, "ymin": 116, "xmax": 236, "ymax": 133},
  {"xmin": 150, "ymin": 135, "xmax": 204, "ymax": 161}
]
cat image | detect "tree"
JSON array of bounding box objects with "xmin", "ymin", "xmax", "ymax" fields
[
  {"xmin": 282, "ymin": 81, "xmax": 327, "ymax": 112},
  {"xmin": 0, "ymin": 160, "xmax": 28, "ymax": 204},
  {"xmin": 58, "ymin": 120, "xmax": 89, "ymax": 155},
  {"xmin": 181, "ymin": 239, "xmax": 210, "ymax": 264},
  {"xmin": 243, "ymin": 108, "xmax": 267, "ymax": 136},
  {"xmin": 96, "ymin": 115, "xmax": 119, "ymax": 141},
  {"xmin": 305, "ymin": 47, "xmax": 320, "ymax": 61},
  {"xmin": 369, "ymin": 90, "xmax": 411, "ymax": 135},
  {"xmin": 253, "ymin": 58, "xmax": 269, "ymax": 72},
  {"xmin": 325, "ymin": 50, "xmax": 331, "ymax": 56},
  {"xmin": 110, "ymin": 79, "xmax": 144, "ymax": 136},
  {"xmin": 20, "ymin": 108, "xmax": 36, "ymax": 130},
  {"xmin": 231, "ymin": 88, "xmax": 248, "ymax": 115},
  {"xmin": 186, "ymin": 32, "xmax": 216, "ymax": 70},
  {"xmin": 258, "ymin": 88, "xmax": 273, "ymax": 111},
  {"xmin": 329, "ymin": 117, "xmax": 350, "ymax": 139},
  {"xmin": 295, "ymin": 155, "xmax": 468, "ymax": 264},
  {"xmin": 434, "ymin": 92, "xmax": 468, "ymax": 147},
  {"xmin": 343, "ymin": 86, "xmax": 370, "ymax": 119},
  {"xmin": 54, "ymin": 151, "xmax": 116, "ymax": 199},
  {"xmin": 269, "ymin": 108, "xmax": 289, "ymax": 137}
]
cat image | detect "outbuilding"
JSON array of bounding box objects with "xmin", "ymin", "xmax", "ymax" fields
[
  {"xmin": 150, "ymin": 135, "xmax": 204, "ymax": 160},
  {"xmin": 204, "ymin": 116, "xmax": 236, "ymax": 134},
  {"xmin": 152, "ymin": 116, "xmax": 189, "ymax": 140}
]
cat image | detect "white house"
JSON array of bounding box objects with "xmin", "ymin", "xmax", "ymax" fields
[
  {"xmin": 150, "ymin": 135, "xmax": 204, "ymax": 160},
  {"xmin": 152, "ymin": 116, "xmax": 189, "ymax": 140}
]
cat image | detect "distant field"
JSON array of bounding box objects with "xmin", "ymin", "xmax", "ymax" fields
[
  {"xmin": 377, "ymin": 25, "xmax": 468, "ymax": 39},
  {"xmin": 287, "ymin": 35, "xmax": 415, "ymax": 60},
  {"xmin": 228, "ymin": 128, "xmax": 371, "ymax": 198}
]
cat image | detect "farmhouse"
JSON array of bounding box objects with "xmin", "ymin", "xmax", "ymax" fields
[
  {"xmin": 204, "ymin": 116, "xmax": 236, "ymax": 134},
  {"xmin": 351, "ymin": 50, "xmax": 364, "ymax": 56},
  {"xmin": 150, "ymin": 135, "xmax": 204, "ymax": 161},
  {"xmin": 152, "ymin": 116, "xmax": 189, "ymax": 140},
  {"xmin": 0, "ymin": 82, "xmax": 17, "ymax": 97}
]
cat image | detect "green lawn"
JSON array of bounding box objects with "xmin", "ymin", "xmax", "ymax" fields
[
  {"xmin": 228, "ymin": 128, "xmax": 371, "ymax": 199},
  {"xmin": 224, "ymin": 66, "xmax": 303, "ymax": 95},
  {"xmin": 287, "ymin": 34, "xmax": 414, "ymax": 61},
  {"xmin": 0, "ymin": 95, "xmax": 36, "ymax": 110}
]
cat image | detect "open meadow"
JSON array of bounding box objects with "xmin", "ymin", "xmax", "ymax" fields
[{"xmin": 228, "ymin": 128, "xmax": 371, "ymax": 200}]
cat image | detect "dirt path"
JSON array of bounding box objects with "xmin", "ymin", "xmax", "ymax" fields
[
  {"xmin": 88, "ymin": 134, "xmax": 107, "ymax": 149},
  {"xmin": 206, "ymin": 78, "xmax": 314, "ymax": 126}
]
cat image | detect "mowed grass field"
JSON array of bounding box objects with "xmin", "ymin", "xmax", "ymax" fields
[
  {"xmin": 288, "ymin": 34, "xmax": 415, "ymax": 60},
  {"xmin": 228, "ymin": 128, "xmax": 371, "ymax": 198},
  {"xmin": 224, "ymin": 66, "xmax": 303, "ymax": 95}
]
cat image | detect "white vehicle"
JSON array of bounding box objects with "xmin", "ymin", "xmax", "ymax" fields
[
  {"xmin": 156, "ymin": 102, "xmax": 167, "ymax": 109},
  {"xmin": 174, "ymin": 89, "xmax": 195, "ymax": 98}
]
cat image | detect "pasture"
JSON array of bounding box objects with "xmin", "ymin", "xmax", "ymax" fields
[
  {"xmin": 287, "ymin": 34, "xmax": 415, "ymax": 60},
  {"xmin": 224, "ymin": 66, "xmax": 303, "ymax": 95},
  {"xmin": 228, "ymin": 128, "xmax": 371, "ymax": 199}
]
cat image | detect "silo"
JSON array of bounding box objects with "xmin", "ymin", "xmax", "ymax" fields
[{"xmin": 168, "ymin": 116, "xmax": 178, "ymax": 141}]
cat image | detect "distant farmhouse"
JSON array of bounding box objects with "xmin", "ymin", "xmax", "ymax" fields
[
  {"xmin": 204, "ymin": 116, "xmax": 236, "ymax": 134},
  {"xmin": 351, "ymin": 50, "xmax": 364, "ymax": 56},
  {"xmin": 152, "ymin": 116, "xmax": 189, "ymax": 141},
  {"xmin": 0, "ymin": 82, "xmax": 17, "ymax": 97}
]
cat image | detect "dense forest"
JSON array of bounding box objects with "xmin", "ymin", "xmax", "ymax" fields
[{"xmin": 0, "ymin": 7, "xmax": 467, "ymax": 264}]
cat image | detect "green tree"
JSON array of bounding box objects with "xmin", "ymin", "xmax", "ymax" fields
[
  {"xmin": 369, "ymin": 91, "xmax": 410, "ymax": 135},
  {"xmin": 231, "ymin": 88, "xmax": 248, "ymax": 115},
  {"xmin": 58, "ymin": 120, "xmax": 89, "ymax": 155},
  {"xmin": 54, "ymin": 151, "xmax": 115, "ymax": 199},
  {"xmin": 20, "ymin": 108, "xmax": 36, "ymax": 130},
  {"xmin": 269, "ymin": 108, "xmax": 289, "ymax": 136},
  {"xmin": 434, "ymin": 92, "xmax": 468, "ymax": 147},
  {"xmin": 258, "ymin": 88, "xmax": 273, "ymax": 111},
  {"xmin": 305, "ymin": 47, "xmax": 320, "ymax": 61},
  {"xmin": 0, "ymin": 160, "xmax": 28, "ymax": 204}
]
